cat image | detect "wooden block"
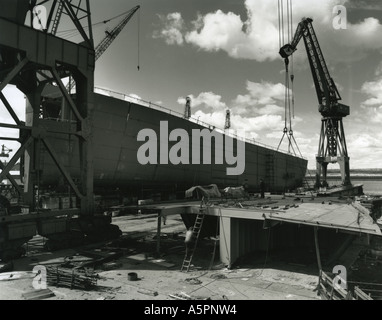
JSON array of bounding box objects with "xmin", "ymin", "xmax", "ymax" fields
[
  {"xmin": 22, "ymin": 289, "xmax": 55, "ymax": 300},
  {"xmin": 138, "ymin": 289, "xmax": 158, "ymax": 297}
]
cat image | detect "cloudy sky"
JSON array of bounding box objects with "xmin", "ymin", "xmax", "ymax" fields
[{"xmin": 2, "ymin": 0, "xmax": 382, "ymax": 169}]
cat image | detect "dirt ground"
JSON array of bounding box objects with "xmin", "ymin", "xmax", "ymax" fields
[{"xmin": 0, "ymin": 212, "xmax": 323, "ymax": 301}]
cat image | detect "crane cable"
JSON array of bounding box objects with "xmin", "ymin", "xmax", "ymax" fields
[
  {"xmin": 57, "ymin": 6, "xmax": 141, "ymax": 71},
  {"xmin": 137, "ymin": 7, "xmax": 140, "ymax": 71},
  {"xmin": 290, "ymin": 0, "xmax": 295, "ymax": 120},
  {"xmin": 56, "ymin": 8, "xmax": 138, "ymax": 35},
  {"xmin": 277, "ymin": 0, "xmax": 299, "ymax": 156}
]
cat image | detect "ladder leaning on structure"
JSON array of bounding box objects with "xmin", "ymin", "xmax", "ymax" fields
[{"xmin": 181, "ymin": 199, "xmax": 207, "ymax": 272}]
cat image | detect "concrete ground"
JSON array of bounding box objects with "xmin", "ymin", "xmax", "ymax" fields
[{"xmin": 0, "ymin": 212, "xmax": 322, "ymax": 301}]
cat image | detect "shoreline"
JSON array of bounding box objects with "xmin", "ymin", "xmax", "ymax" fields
[{"xmin": 305, "ymin": 176, "xmax": 382, "ymax": 180}]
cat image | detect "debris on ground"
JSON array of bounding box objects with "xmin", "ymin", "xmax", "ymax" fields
[
  {"xmin": 0, "ymin": 261, "xmax": 13, "ymax": 273},
  {"xmin": 138, "ymin": 288, "xmax": 159, "ymax": 297},
  {"xmin": 22, "ymin": 288, "xmax": 55, "ymax": 300},
  {"xmin": 169, "ymin": 292, "xmax": 211, "ymax": 300},
  {"xmin": 102, "ymin": 262, "xmax": 123, "ymax": 271},
  {"xmin": 169, "ymin": 292, "xmax": 192, "ymax": 300},
  {"xmin": 0, "ymin": 272, "xmax": 35, "ymax": 281},
  {"xmin": 184, "ymin": 277, "xmax": 202, "ymax": 285},
  {"xmin": 46, "ymin": 266, "xmax": 98, "ymax": 290},
  {"xmin": 210, "ymin": 273, "xmax": 227, "ymax": 280}
]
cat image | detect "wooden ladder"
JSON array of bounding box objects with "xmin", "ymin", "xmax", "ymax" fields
[{"xmin": 181, "ymin": 203, "xmax": 206, "ymax": 272}]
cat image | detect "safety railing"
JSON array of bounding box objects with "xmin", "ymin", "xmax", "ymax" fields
[{"xmin": 94, "ymin": 86, "xmax": 307, "ymax": 160}]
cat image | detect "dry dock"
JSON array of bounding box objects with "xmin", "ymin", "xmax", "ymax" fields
[{"xmin": 1, "ymin": 194, "xmax": 381, "ymax": 301}]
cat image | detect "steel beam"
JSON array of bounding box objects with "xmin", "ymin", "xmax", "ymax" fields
[
  {"xmin": 61, "ymin": 0, "xmax": 93, "ymax": 49},
  {"xmin": 41, "ymin": 137, "xmax": 84, "ymax": 199},
  {"xmin": 0, "ymin": 92, "xmax": 22, "ymax": 126},
  {"xmin": 0, "ymin": 136, "xmax": 33, "ymax": 182},
  {"xmin": 0, "ymin": 18, "xmax": 94, "ymax": 72},
  {"xmin": 0, "ymin": 161, "xmax": 23, "ymax": 195},
  {"xmin": 50, "ymin": 69, "xmax": 84, "ymax": 122},
  {"xmin": 314, "ymin": 227, "xmax": 322, "ymax": 273},
  {"xmin": 0, "ymin": 58, "xmax": 29, "ymax": 91}
]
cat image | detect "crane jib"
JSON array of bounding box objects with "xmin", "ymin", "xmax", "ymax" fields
[{"xmin": 278, "ymin": 16, "xmax": 352, "ymax": 188}]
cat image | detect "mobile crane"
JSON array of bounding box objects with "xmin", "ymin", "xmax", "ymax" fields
[{"xmin": 279, "ymin": 18, "xmax": 351, "ymax": 189}]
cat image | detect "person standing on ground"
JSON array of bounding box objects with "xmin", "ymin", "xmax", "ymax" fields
[
  {"xmin": 259, "ymin": 179, "xmax": 265, "ymax": 199},
  {"xmin": 185, "ymin": 227, "xmax": 194, "ymax": 257}
]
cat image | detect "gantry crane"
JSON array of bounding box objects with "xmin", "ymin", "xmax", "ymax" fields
[
  {"xmin": 0, "ymin": 0, "xmax": 128, "ymax": 260},
  {"xmin": 279, "ymin": 18, "xmax": 351, "ymax": 189}
]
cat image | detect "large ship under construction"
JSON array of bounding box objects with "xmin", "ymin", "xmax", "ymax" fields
[
  {"xmin": 0, "ymin": 0, "xmax": 307, "ymax": 259},
  {"xmin": 2, "ymin": 1, "xmax": 382, "ymax": 302},
  {"xmin": 38, "ymin": 89, "xmax": 308, "ymax": 199},
  {"xmin": 0, "ymin": 1, "xmax": 308, "ymax": 202}
]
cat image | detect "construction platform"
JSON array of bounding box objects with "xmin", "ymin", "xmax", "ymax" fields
[{"xmin": 127, "ymin": 194, "xmax": 382, "ymax": 269}]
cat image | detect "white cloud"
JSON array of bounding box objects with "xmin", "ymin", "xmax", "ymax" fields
[
  {"xmin": 178, "ymin": 92, "xmax": 227, "ymax": 111},
  {"xmin": 179, "ymin": 81, "xmax": 289, "ymax": 121},
  {"xmin": 155, "ymin": 0, "xmax": 382, "ymax": 62},
  {"xmin": 361, "ymin": 79, "xmax": 382, "ymax": 107},
  {"xmin": 348, "ymin": 133, "xmax": 381, "ymax": 149},
  {"xmin": 345, "ymin": 132, "xmax": 382, "ymax": 167},
  {"xmin": 178, "ymin": 80, "xmax": 294, "ymax": 144},
  {"xmin": 153, "ymin": 12, "xmax": 185, "ymax": 45},
  {"xmin": 238, "ymin": 81, "xmax": 285, "ymax": 103},
  {"xmin": 192, "ymin": 109, "xmax": 283, "ymax": 133},
  {"xmin": 185, "ymin": 10, "xmax": 254, "ymax": 59},
  {"xmin": 360, "ymin": 61, "xmax": 382, "ymax": 123},
  {"xmin": 257, "ymin": 104, "xmax": 284, "ymax": 115}
]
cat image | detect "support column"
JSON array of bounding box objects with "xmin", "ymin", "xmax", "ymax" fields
[
  {"xmin": 75, "ymin": 73, "xmax": 94, "ymax": 216},
  {"xmin": 24, "ymin": 89, "xmax": 43, "ymax": 209},
  {"xmin": 156, "ymin": 212, "xmax": 162, "ymax": 256},
  {"xmin": 219, "ymin": 216, "xmax": 232, "ymax": 268},
  {"xmin": 314, "ymin": 227, "xmax": 322, "ymax": 274},
  {"xmin": 338, "ymin": 156, "xmax": 351, "ymax": 186}
]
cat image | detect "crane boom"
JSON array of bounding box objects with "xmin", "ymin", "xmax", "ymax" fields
[
  {"xmin": 67, "ymin": 5, "xmax": 140, "ymax": 91},
  {"xmin": 280, "ymin": 18, "xmax": 349, "ymax": 117},
  {"xmin": 279, "ymin": 17, "xmax": 351, "ymax": 188},
  {"xmin": 94, "ymin": 5, "xmax": 140, "ymax": 60}
]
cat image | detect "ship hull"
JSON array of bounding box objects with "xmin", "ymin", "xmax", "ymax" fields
[{"xmin": 36, "ymin": 93, "xmax": 308, "ymax": 198}]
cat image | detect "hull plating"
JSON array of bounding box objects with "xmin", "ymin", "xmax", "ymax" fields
[{"xmin": 37, "ymin": 93, "xmax": 308, "ymax": 195}]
